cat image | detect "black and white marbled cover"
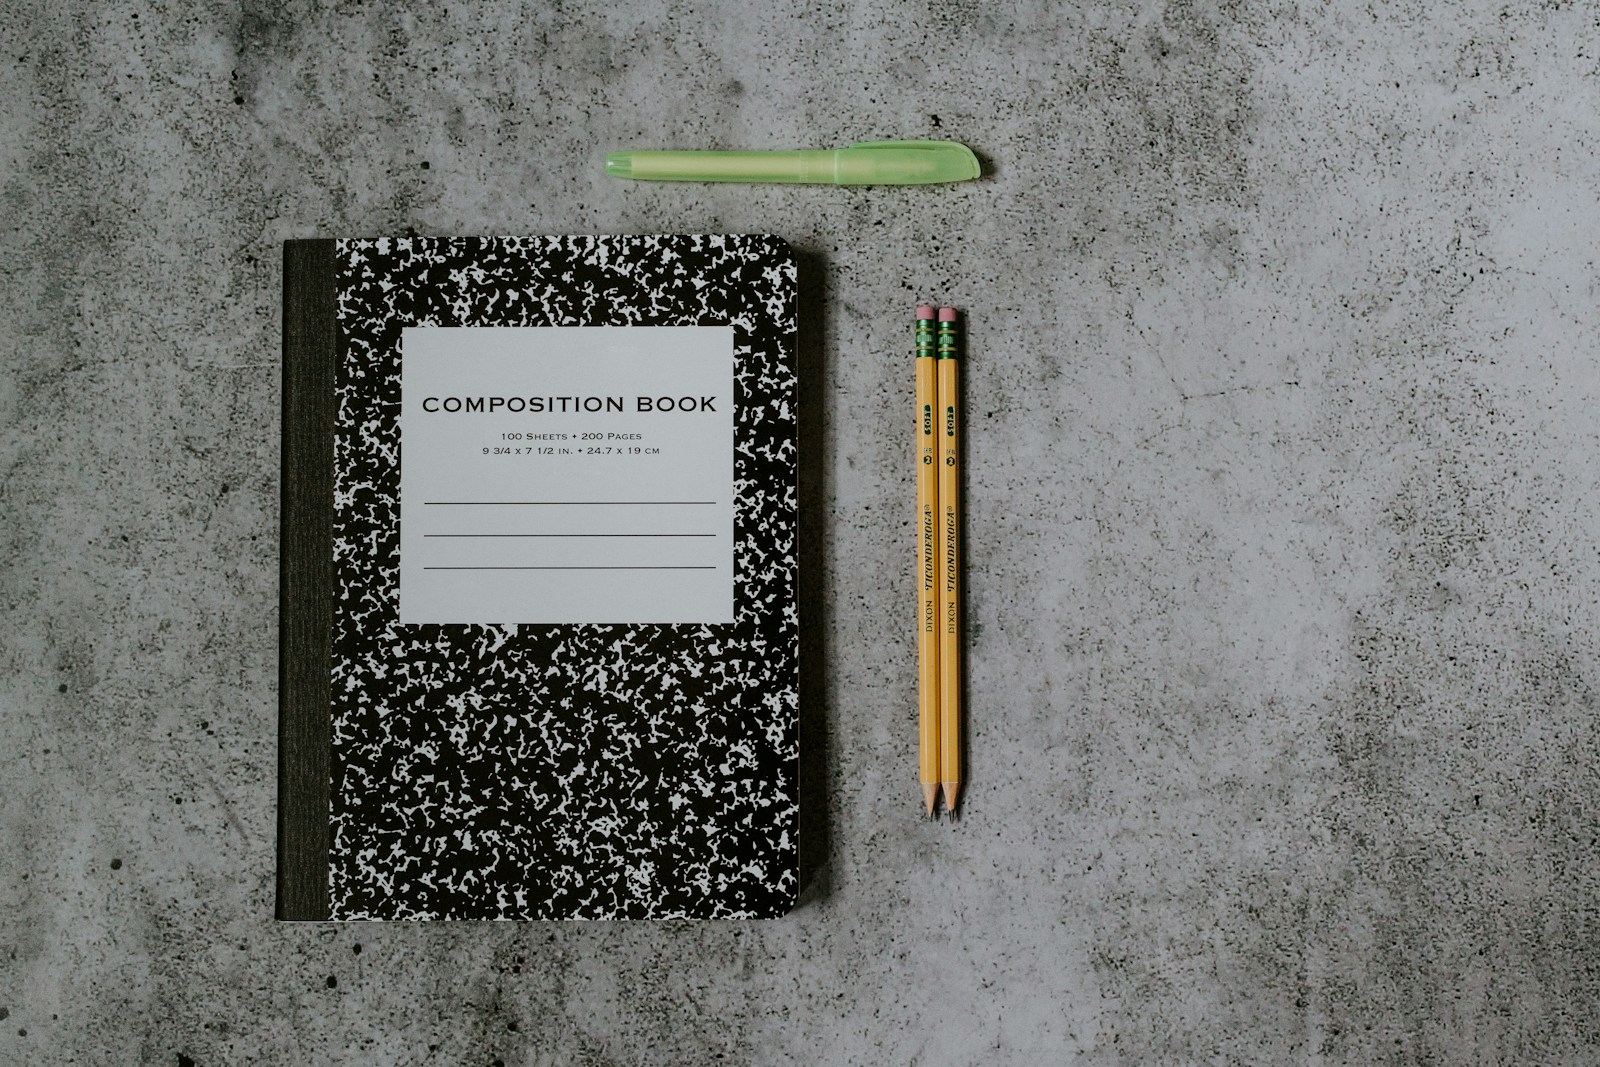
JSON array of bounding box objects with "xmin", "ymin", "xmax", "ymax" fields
[{"xmin": 328, "ymin": 235, "xmax": 797, "ymax": 919}]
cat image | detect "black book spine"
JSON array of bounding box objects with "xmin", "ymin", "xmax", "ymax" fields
[{"xmin": 277, "ymin": 239, "xmax": 336, "ymax": 920}]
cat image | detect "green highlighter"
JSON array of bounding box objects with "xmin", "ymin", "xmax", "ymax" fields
[{"xmin": 604, "ymin": 139, "xmax": 980, "ymax": 185}]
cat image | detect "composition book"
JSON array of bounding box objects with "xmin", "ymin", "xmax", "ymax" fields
[{"xmin": 279, "ymin": 235, "xmax": 798, "ymax": 920}]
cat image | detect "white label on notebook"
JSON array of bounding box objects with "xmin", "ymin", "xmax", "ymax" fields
[{"xmin": 398, "ymin": 325, "xmax": 735, "ymax": 624}]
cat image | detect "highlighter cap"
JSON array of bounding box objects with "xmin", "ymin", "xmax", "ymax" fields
[{"xmin": 834, "ymin": 141, "xmax": 980, "ymax": 185}]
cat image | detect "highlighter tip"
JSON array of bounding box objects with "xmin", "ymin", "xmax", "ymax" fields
[{"xmin": 603, "ymin": 153, "xmax": 633, "ymax": 179}]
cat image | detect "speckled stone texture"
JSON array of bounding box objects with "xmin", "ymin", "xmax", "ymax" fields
[{"xmin": 4, "ymin": 1, "xmax": 1600, "ymax": 1063}]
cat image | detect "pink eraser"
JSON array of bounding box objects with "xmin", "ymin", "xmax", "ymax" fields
[
  {"xmin": 937, "ymin": 307, "xmax": 958, "ymax": 322},
  {"xmin": 916, "ymin": 305, "xmax": 937, "ymax": 319}
]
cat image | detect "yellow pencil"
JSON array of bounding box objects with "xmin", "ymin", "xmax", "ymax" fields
[
  {"xmin": 936, "ymin": 307, "xmax": 962, "ymax": 816},
  {"xmin": 915, "ymin": 306, "xmax": 941, "ymax": 817}
]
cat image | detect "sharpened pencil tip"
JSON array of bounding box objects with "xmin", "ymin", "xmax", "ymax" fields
[{"xmin": 941, "ymin": 782, "xmax": 962, "ymax": 817}]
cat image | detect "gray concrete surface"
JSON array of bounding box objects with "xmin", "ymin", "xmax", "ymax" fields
[{"xmin": 5, "ymin": 0, "xmax": 1600, "ymax": 1062}]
